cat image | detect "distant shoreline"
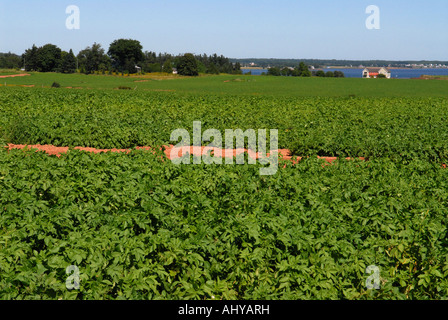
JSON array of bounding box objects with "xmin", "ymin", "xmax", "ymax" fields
[
  {"xmin": 242, "ymin": 66, "xmax": 448, "ymax": 70},
  {"xmin": 325, "ymin": 66, "xmax": 448, "ymax": 69},
  {"xmin": 240, "ymin": 67, "xmax": 264, "ymax": 70}
]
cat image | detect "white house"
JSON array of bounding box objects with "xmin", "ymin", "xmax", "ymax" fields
[{"xmin": 362, "ymin": 67, "xmax": 391, "ymax": 78}]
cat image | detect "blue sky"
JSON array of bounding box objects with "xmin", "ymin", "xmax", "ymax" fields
[{"xmin": 0, "ymin": 0, "xmax": 447, "ymax": 60}]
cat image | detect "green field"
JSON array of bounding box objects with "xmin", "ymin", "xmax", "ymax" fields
[
  {"xmin": 1, "ymin": 72, "xmax": 448, "ymax": 300},
  {"xmin": 3, "ymin": 71, "xmax": 448, "ymax": 98},
  {"xmin": 0, "ymin": 69, "xmax": 24, "ymax": 76},
  {"xmin": 1, "ymin": 84, "xmax": 447, "ymax": 162}
]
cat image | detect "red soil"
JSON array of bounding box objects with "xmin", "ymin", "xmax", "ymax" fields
[
  {"xmin": 0, "ymin": 73, "xmax": 30, "ymax": 78},
  {"xmin": 8, "ymin": 143, "xmax": 446, "ymax": 170},
  {"xmin": 5, "ymin": 143, "xmax": 365, "ymax": 165}
]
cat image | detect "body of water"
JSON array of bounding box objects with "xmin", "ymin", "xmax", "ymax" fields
[
  {"xmin": 242, "ymin": 68, "xmax": 448, "ymax": 79},
  {"xmin": 241, "ymin": 68, "xmax": 268, "ymax": 75}
]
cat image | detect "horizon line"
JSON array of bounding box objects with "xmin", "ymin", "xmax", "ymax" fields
[{"xmin": 231, "ymin": 58, "xmax": 448, "ymax": 62}]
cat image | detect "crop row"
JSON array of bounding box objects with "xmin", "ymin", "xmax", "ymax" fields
[
  {"xmin": 1, "ymin": 87, "xmax": 448, "ymax": 162},
  {"xmin": 1, "ymin": 147, "xmax": 448, "ymax": 299}
]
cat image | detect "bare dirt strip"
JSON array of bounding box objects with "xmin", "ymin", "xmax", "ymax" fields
[
  {"xmin": 5, "ymin": 143, "xmax": 365, "ymax": 165},
  {"xmin": 0, "ymin": 73, "xmax": 31, "ymax": 79},
  {"xmin": 7, "ymin": 143, "xmax": 448, "ymax": 169}
]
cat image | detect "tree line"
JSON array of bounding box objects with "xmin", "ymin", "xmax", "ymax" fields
[
  {"xmin": 264, "ymin": 63, "xmax": 345, "ymax": 78},
  {"xmin": 312, "ymin": 70, "xmax": 345, "ymax": 78},
  {"xmin": 0, "ymin": 53, "xmax": 22, "ymax": 69},
  {"xmin": 266, "ymin": 62, "xmax": 312, "ymax": 77},
  {"xmin": 16, "ymin": 39, "xmax": 242, "ymax": 76}
]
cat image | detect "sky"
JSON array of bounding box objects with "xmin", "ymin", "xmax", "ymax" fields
[{"xmin": 0, "ymin": 0, "xmax": 447, "ymax": 60}]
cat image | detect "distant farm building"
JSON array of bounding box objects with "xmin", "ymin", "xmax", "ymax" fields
[{"xmin": 362, "ymin": 67, "xmax": 391, "ymax": 78}]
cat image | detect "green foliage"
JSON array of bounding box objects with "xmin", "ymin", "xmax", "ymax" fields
[
  {"xmin": 1, "ymin": 80, "xmax": 448, "ymax": 300},
  {"xmin": 162, "ymin": 60, "xmax": 173, "ymax": 74},
  {"xmin": 0, "ymin": 148, "xmax": 447, "ymax": 300},
  {"xmin": 107, "ymin": 39, "xmax": 144, "ymax": 73},
  {"xmin": 176, "ymin": 53, "xmax": 199, "ymax": 76},
  {"xmin": 146, "ymin": 63, "xmax": 162, "ymax": 73},
  {"xmin": 1, "ymin": 88, "xmax": 447, "ymax": 164},
  {"xmin": 267, "ymin": 67, "xmax": 281, "ymax": 76},
  {"xmin": 281, "ymin": 67, "xmax": 291, "ymax": 76},
  {"xmin": 20, "ymin": 41, "xmax": 238, "ymax": 76},
  {"xmin": 22, "ymin": 44, "xmax": 62, "ymax": 72},
  {"xmin": 77, "ymin": 43, "xmax": 110, "ymax": 75},
  {"xmin": 267, "ymin": 62, "xmax": 311, "ymax": 77},
  {"xmin": 0, "ymin": 52, "xmax": 21, "ymax": 69},
  {"xmin": 141, "ymin": 52, "xmax": 239, "ymax": 75},
  {"xmin": 298, "ymin": 62, "xmax": 311, "ymax": 77},
  {"xmin": 61, "ymin": 49, "xmax": 77, "ymax": 74}
]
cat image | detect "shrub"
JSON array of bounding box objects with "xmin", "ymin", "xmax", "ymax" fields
[{"xmin": 175, "ymin": 53, "xmax": 199, "ymax": 76}]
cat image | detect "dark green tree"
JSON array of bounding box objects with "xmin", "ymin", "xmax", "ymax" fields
[
  {"xmin": 281, "ymin": 67, "xmax": 291, "ymax": 76},
  {"xmin": 233, "ymin": 62, "xmax": 242, "ymax": 74},
  {"xmin": 0, "ymin": 52, "xmax": 21, "ymax": 69},
  {"xmin": 315, "ymin": 70, "xmax": 326, "ymax": 77},
  {"xmin": 207, "ymin": 63, "xmax": 220, "ymax": 75},
  {"xmin": 77, "ymin": 43, "xmax": 110, "ymax": 74},
  {"xmin": 108, "ymin": 39, "xmax": 144, "ymax": 73},
  {"xmin": 176, "ymin": 53, "xmax": 199, "ymax": 76},
  {"xmin": 325, "ymin": 71, "xmax": 334, "ymax": 77},
  {"xmin": 334, "ymin": 71, "xmax": 345, "ymax": 78},
  {"xmin": 147, "ymin": 63, "xmax": 162, "ymax": 73},
  {"xmin": 267, "ymin": 67, "xmax": 281, "ymax": 76},
  {"xmin": 196, "ymin": 60, "xmax": 207, "ymax": 73},
  {"xmin": 61, "ymin": 49, "xmax": 77, "ymax": 73},
  {"xmin": 162, "ymin": 59, "xmax": 173, "ymax": 73},
  {"xmin": 298, "ymin": 62, "xmax": 311, "ymax": 77},
  {"xmin": 36, "ymin": 44, "xmax": 62, "ymax": 72},
  {"xmin": 290, "ymin": 68, "xmax": 301, "ymax": 77},
  {"xmin": 123, "ymin": 59, "xmax": 137, "ymax": 74},
  {"xmin": 22, "ymin": 45, "xmax": 40, "ymax": 71}
]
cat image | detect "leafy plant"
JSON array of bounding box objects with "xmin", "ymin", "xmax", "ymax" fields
[
  {"xmin": 0, "ymin": 148, "xmax": 447, "ymax": 300},
  {"xmin": 1, "ymin": 86, "xmax": 448, "ymax": 300},
  {"xmin": 0, "ymin": 88, "xmax": 447, "ymax": 165}
]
